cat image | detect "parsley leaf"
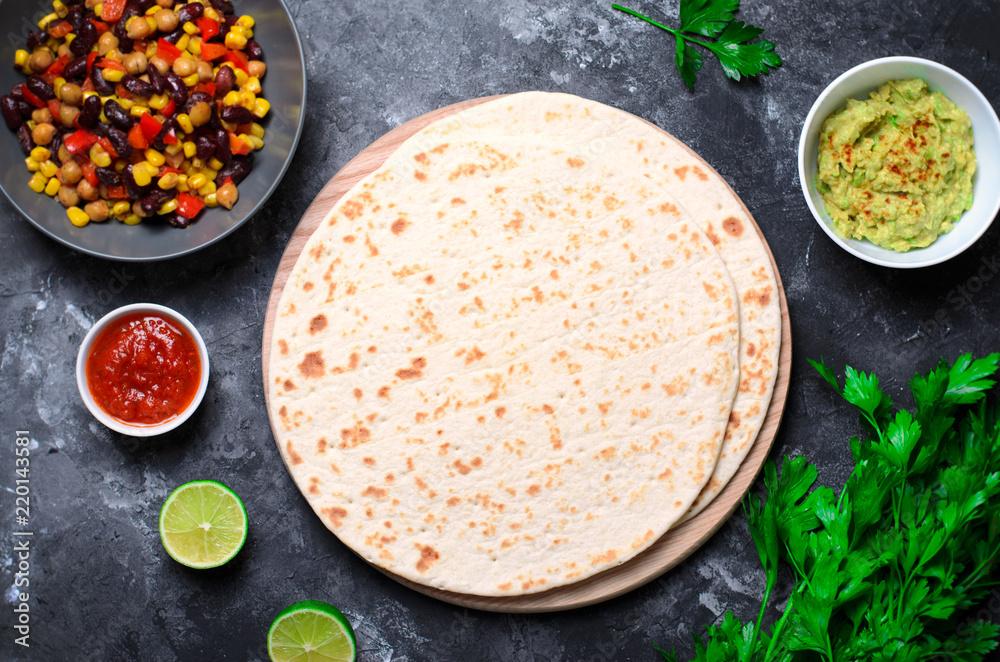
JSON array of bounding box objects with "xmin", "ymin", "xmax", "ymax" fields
[{"xmin": 612, "ymin": 0, "xmax": 781, "ymax": 89}]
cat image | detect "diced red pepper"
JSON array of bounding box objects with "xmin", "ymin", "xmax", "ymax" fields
[
  {"xmin": 127, "ymin": 123, "xmax": 149, "ymax": 150},
  {"xmin": 46, "ymin": 98, "xmax": 61, "ymax": 119},
  {"xmin": 90, "ymin": 19, "xmax": 109, "ymax": 34},
  {"xmin": 156, "ymin": 39, "xmax": 183, "ymax": 66},
  {"xmin": 115, "ymin": 84, "xmax": 132, "ymax": 100},
  {"xmin": 97, "ymin": 136, "xmax": 118, "ymax": 159},
  {"xmin": 163, "ymin": 128, "xmax": 178, "ymax": 144},
  {"xmin": 81, "ymin": 78, "xmax": 95, "ymax": 93},
  {"xmin": 105, "ymin": 185, "xmax": 128, "ymax": 199},
  {"xmin": 162, "ymin": 98, "xmax": 176, "ymax": 117},
  {"xmin": 65, "ymin": 129, "xmax": 99, "ymax": 155},
  {"xmin": 47, "ymin": 20, "xmax": 73, "ymax": 39},
  {"xmin": 78, "ymin": 158, "xmax": 100, "ymax": 187},
  {"xmin": 100, "ymin": 0, "xmax": 127, "ymax": 23},
  {"xmin": 176, "ymin": 192, "xmax": 205, "ymax": 219},
  {"xmin": 223, "ymin": 50, "xmax": 249, "ymax": 74},
  {"xmin": 86, "ymin": 52, "xmax": 98, "ymax": 76},
  {"xmin": 196, "ymin": 17, "xmax": 220, "ymax": 42},
  {"xmin": 228, "ymin": 132, "xmax": 251, "ymax": 156},
  {"xmin": 193, "ymin": 81, "xmax": 216, "ymax": 97},
  {"xmin": 139, "ymin": 113, "xmax": 162, "ymax": 142},
  {"xmin": 199, "ymin": 43, "xmax": 228, "ymax": 62},
  {"xmin": 46, "ymin": 54, "xmax": 70, "ymax": 77},
  {"xmin": 21, "ymin": 86, "xmax": 45, "ymax": 109},
  {"xmin": 96, "ymin": 59, "xmax": 126, "ymax": 72}
]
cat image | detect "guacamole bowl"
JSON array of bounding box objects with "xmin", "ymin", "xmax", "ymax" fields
[{"xmin": 799, "ymin": 56, "xmax": 1000, "ymax": 268}]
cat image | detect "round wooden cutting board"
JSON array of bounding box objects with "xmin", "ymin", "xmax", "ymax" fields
[{"xmin": 262, "ymin": 96, "xmax": 792, "ymax": 613}]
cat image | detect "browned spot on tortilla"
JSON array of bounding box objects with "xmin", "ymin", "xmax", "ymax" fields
[
  {"xmin": 495, "ymin": 406, "xmax": 506, "ymax": 419},
  {"xmin": 542, "ymin": 404, "xmax": 554, "ymax": 415},
  {"xmin": 447, "ymin": 496, "xmax": 461, "ymax": 506},
  {"xmin": 340, "ymin": 423, "xmax": 371, "ymax": 448},
  {"xmin": 566, "ymin": 157, "xmax": 585, "ymax": 168},
  {"xmin": 286, "ymin": 441, "xmax": 303, "ymax": 466},
  {"xmin": 497, "ymin": 582, "xmax": 513, "ymax": 591},
  {"xmin": 747, "ymin": 342, "xmax": 756, "ymax": 357},
  {"xmin": 471, "ymin": 457, "xmax": 482, "ymax": 468},
  {"xmin": 298, "ymin": 351, "xmax": 325, "ymax": 378},
  {"xmin": 378, "ymin": 386, "xmax": 391, "ymax": 399},
  {"xmin": 729, "ymin": 411, "xmax": 742, "ymax": 429},
  {"xmin": 283, "ymin": 379, "xmax": 296, "ymax": 392},
  {"xmin": 451, "ymin": 197, "xmax": 466, "ymax": 205},
  {"xmin": 704, "ymin": 223, "xmax": 720, "ymax": 246},
  {"xmin": 414, "ymin": 170, "xmax": 427, "ymax": 181},
  {"xmin": 391, "ymin": 217, "xmax": 409, "ymax": 235},
  {"xmin": 308, "ymin": 477, "xmax": 320, "ymax": 495},
  {"xmin": 457, "ymin": 282, "xmax": 470, "ymax": 291},
  {"xmin": 365, "ymin": 234, "xmax": 379, "ymax": 257},
  {"xmin": 424, "ymin": 274, "xmax": 435, "ymax": 284},
  {"xmin": 527, "ymin": 484, "xmax": 541, "ymax": 496},
  {"xmin": 353, "ymin": 388, "xmax": 363, "ymax": 401},
  {"xmin": 362, "ymin": 485, "xmax": 388, "ymax": 498},
  {"xmin": 658, "ymin": 467, "xmax": 673, "ymax": 480},
  {"xmin": 662, "ymin": 376, "xmax": 689, "ymax": 396},
  {"xmin": 309, "ymin": 314, "xmax": 327, "ymax": 335},
  {"xmin": 396, "ymin": 356, "xmax": 427, "ymax": 380},
  {"xmin": 321, "ymin": 506, "xmax": 347, "ymax": 527},
  {"xmin": 278, "ymin": 405, "xmax": 287, "ymax": 417},
  {"xmin": 674, "ymin": 166, "xmax": 689, "ymax": 180},
  {"xmin": 302, "ymin": 281, "xmax": 314, "ymax": 292},
  {"xmin": 659, "ymin": 202, "xmax": 678, "ymax": 215},
  {"xmin": 453, "ymin": 459, "xmax": 471, "ymax": 475},
  {"xmin": 600, "ymin": 446, "xmax": 616, "ymax": 460},
  {"xmin": 692, "ymin": 165, "xmax": 709, "ymax": 181},
  {"xmin": 743, "ymin": 286, "xmax": 772, "ymax": 307},
  {"xmin": 464, "ymin": 346, "xmax": 486, "ymax": 365},
  {"xmin": 317, "ymin": 437, "xmax": 327, "ymax": 454},
  {"xmin": 415, "ymin": 543, "xmax": 440, "ymax": 573},
  {"xmin": 342, "ymin": 234, "xmax": 355, "ymax": 243},
  {"xmin": 597, "ymin": 402, "xmax": 612, "ymax": 415},
  {"xmin": 414, "ymin": 152, "xmax": 428, "ymax": 164},
  {"xmin": 362, "ymin": 457, "xmax": 375, "ymax": 466},
  {"xmin": 415, "ymin": 412, "xmax": 428, "ymax": 424},
  {"xmin": 591, "ymin": 549, "xmax": 619, "ymax": 567},
  {"xmin": 722, "ymin": 216, "xmax": 744, "ymax": 237}
]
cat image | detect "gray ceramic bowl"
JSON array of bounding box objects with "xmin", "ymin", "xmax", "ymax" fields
[{"xmin": 0, "ymin": 0, "xmax": 305, "ymax": 261}]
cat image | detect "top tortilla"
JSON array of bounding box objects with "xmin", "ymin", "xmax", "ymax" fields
[
  {"xmin": 267, "ymin": 128, "xmax": 741, "ymax": 595},
  {"xmin": 415, "ymin": 92, "xmax": 782, "ymax": 520}
]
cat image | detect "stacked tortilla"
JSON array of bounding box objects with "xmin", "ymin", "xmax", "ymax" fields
[{"xmin": 267, "ymin": 93, "xmax": 781, "ymax": 597}]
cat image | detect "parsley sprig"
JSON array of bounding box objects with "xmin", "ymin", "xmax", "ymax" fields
[
  {"xmin": 612, "ymin": 0, "xmax": 781, "ymax": 90},
  {"xmin": 660, "ymin": 353, "xmax": 1000, "ymax": 661}
]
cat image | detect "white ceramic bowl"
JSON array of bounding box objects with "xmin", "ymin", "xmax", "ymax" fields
[
  {"xmin": 76, "ymin": 304, "xmax": 209, "ymax": 437},
  {"xmin": 799, "ymin": 56, "xmax": 1000, "ymax": 268}
]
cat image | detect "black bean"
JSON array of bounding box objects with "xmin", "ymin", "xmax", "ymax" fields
[
  {"xmin": 147, "ymin": 65, "xmax": 165, "ymax": 96},
  {"xmin": 63, "ymin": 56, "xmax": 88, "ymax": 81},
  {"xmin": 163, "ymin": 72, "xmax": 188, "ymax": 107},
  {"xmin": 135, "ymin": 0, "xmax": 156, "ymax": 13},
  {"xmin": 219, "ymin": 104, "xmax": 253, "ymax": 125},
  {"xmin": 122, "ymin": 75, "xmax": 153, "ymax": 98},
  {"xmin": 17, "ymin": 124, "xmax": 34, "ymax": 155},
  {"xmin": 214, "ymin": 66, "xmax": 235, "ymax": 98},
  {"xmin": 10, "ymin": 83, "xmax": 24, "ymax": 101},
  {"xmin": 246, "ymin": 40, "xmax": 264, "ymax": 62},
  {"xmin": 175, "ymin": 3, "xmax": 204, "ymax": 23},
  {"xmin": 70, "ymin": 20, "xmax": 96, "ymax": 56},
  {"xmin": 222, "ymin": 14, "xmax": 238, "ymax": 29},
  {"xmin": 195, "ymin": 134, "xmax": 215, "ymax": 160},
  {"xmin": 164, "ymin": 212, "xmax": 189, "ymax": 228},
  {"xmin": 162, "ymin": 27, "xmax": 184, "ymax": 44},
  {"xmin": 18, "ymin": 100, "xmax": 33, "ymax": 118},
  {"xmin": 215, "ymin": 155, "xmax": 252, "ymax": 186},
  {"xmin": 122, "ymin": 164, "xmax": 150, "ymax": 199},
  {"xmin": 77, "ymin": 95, "xmax": 101, "ymax": 129},
  {"xmin": 102, "ymin": 125, "xmax": 133, "ymax": 159},
  {"xmin": 66, "ymin": 6, "xmax": 85, "ymax": 30},
  {"xmin": 104, "ymin": 99, "xmax": 134, "ymax": 131},
  {"xmin": 90, "ymin": 66, "xmax": 114, "ymax": 96},
  {"xmin": 1, "ymin": 96, "xmax": 21, "ymax": 130},
  {"xmin": 208, "ymin": 0, "xmax": 234, "ymax": 15},
  {"xmin": 95, "ymin": 166, "xmax": 122, "ymax": 187},
  {"xmin": 214, "ymin": 128, "xmax": 232, "ymax": 164},
  {"xmin": 26, "ymin": 31, "xmax": 46, "ymax": 50},
  {"xmin": 26, "ymin": 76, "xmax": 55, "ymax": 102},
  {"xmin": 140, "ymin": 189, "xmax": 172, "ymax": 215}
]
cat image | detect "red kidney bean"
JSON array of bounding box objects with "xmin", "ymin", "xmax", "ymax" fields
[
  {"xmin": 246, "ymin": 40, "xmax": 264, "ymax": 62},
  {"xmin": 18, "ymin": 100, "xmax": 33, "ymax": 118},
  {"xmin": 195, "ymin": 134, "xmax": 215, "ymax": 160},
  {"xmin": 175, "ymin": 3, "xmax": 204, "ymax": 23},
  {"xmin": 214, "ymin": 66, "xmax": 235, "ymax": 97},
  {"xmin": 63, "ymin": 56, "xmax": 88, "ymax": 80},
  {"xmin": 164, "ymin": 212, "xmax": 189, "ymax": 228},
  {"xmin": 101, "ymin": 124, "xmax": 133, "ymax": 158},
  {"xmin": 220, "ymin": 104, "xmax": 252, "ymax": 125},
  {"xmin": 162, "ymin": 28, "xmax": 184, "ymax": 44},
  {"xmin": 147, "ymin": 65, "xmax": 165, "ymax": 96},
  {"xmin": 122, "ymin": 75, "xmax": 153, "ymax": 98},
  {"xmin": 209, "ymin": 0, "xmax": 234, "ymax": 15},
  {"xmin": 122, "ymin": 163, "xmax": 150, "ymax": 199},
  {"xmin": 214, "ymin": 128, "xmax": 232, "ymax": 164},
  {"xmin": 215, "ymin": 155, "xmax": 252, "ymax": 186},
  {"xmin": 140, "ymin": 189, "xmax": 172, "ymax": 215},
  {"xmin": 103, "ymin": 99, "xmax": 134, "ymax": 131},
  {"xmin": 70, "ymin": 20, "xmax": 96, "ymax": 56},
  {"xmin": 95, "ymin": 166, "xmax": 122, "ymax": 186},
  {"xmin": 163, "ymin": 72, "xmax": 188, "ymax": 107},
  {"xmin": 77, "ymin": 95, "xmax": 101, "ymax": 129},
  {"xmin": 17, "ymin": 124, "xmax": 34, "ymax": 155},
  {"xmin": 1, "ymin": 96, "xmax": 21, "ymax": 130},
  {"xmin": 10, "ymin": 83, "xmax": 24, "ymax": 101},
  {"xmin": 66, "ymin": 6, "xmax": 85, "ymax": 29},
  {"xmin": 26, "ymin": 31, "xmax": 46, "ymax": 50},
  {"xmin": 26, "ymin": 76, "xmax": 55, "ymax": 101},
  {"xmin": 90, "ymin": 66, "xmax": 114, "ymax": 96},
  {"xmin": 135, "ymin": 0, "xmax": 156, "ymax": 13}
]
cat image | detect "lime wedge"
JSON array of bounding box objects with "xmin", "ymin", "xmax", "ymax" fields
[
  {"xmin": 158, "ymin": 480, "xmax": 247, "ymax": 569},
  {"xmin": 267, "ymin": 600, "xmax": 357, "ymax": 662}
]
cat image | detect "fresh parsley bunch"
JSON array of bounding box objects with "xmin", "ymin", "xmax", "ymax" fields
[
  {"xmin": 613, "ymin": 0, "xmax": 782, "ymax": 90},
  {"xmin": 660, "ymin": 354, "xmax": 1000, "ymax": 661}
]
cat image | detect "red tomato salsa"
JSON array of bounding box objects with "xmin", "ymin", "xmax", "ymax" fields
[{"xmin": 86, "ymin": 312, "xmax": 201, "ymax": 426}]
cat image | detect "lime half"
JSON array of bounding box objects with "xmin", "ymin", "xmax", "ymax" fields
[
  {"xmin": 158, "ymin": 480, "xmax": 248, "ymax": 569},
  {"xmin": 267, "ymin": 600, "xmax": 357, "ymax": 662}
]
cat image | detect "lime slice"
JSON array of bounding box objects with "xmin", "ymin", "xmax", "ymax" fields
[
  {"xmin": 267, "ymin": 600, "xmax": 357, "ymax": 662},
  {"xmin": 158, "ymin": 480, "xmax": 248, "ymax": 569}
]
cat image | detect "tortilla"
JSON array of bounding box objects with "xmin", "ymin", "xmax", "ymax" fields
[
  {"xmin": 416, "ymin": 92, "xmax": 781, "ymax": 520},
  {"xmin": 267, "ymin": 134, "xmax": 741, "ymax": 595}
]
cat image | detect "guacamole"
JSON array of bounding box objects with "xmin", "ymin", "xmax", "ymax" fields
[{"xmin": 816, "ymin": 78, "xmax": 975, "ymax": 252}]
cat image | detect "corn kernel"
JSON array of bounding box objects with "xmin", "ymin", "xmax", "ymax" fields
[
  {"xmin": 230, "ymin": 25, "xmax": 249, "ymax": 39},
  {"xmin": 252, "ymin": 98, "xmax": 270, "ymax": 118},
  {"xmin": 144, "ymin": 5, "xmax": 158, "ymax": 14},
  {"xmin": 14, "ymin": 50, "xmax": 29, "ymax": 68},
  {"xmin": 223, "ymin": 90, "xmax": 240, "ymax": 107},
  {"xmin": 157, "ymin": 198, "xmax": 179, "ymax": 215},
  {"xmin": 123, "ymin": 213, "xmax": 141, "ymax": 225},
  {"xmin": 176, "ymin": 181, "xmax": 189, "ymax": 193},
  {"xmin": 241, "ymin": 134, "xmax": 263, "ymax": 150},
  {"xmin": 157, "ymin": 172, "xmax": 179, "ymax": 190},
  {"xmin": 114, "ymin": 159, "xmax": 126, "ymax": 173},
  {"xmin": 30, "ymin": 147, "xmax": 51, "ymax": 162},
  {"xmin": 89, "ymin": 144, "xmax": 111, "ymax": 168},
  {"xmin": 28, "ymin": 172, "xmax": 47, "ymax": 193},
  {"xmin": 198, "ymin": 181, "xmax": 216, "ymax": 197},
  {"xmin": 224, "ymin": 31, "xmax": 247, "ymax": 50},
  {"xmin": 204, "ymin": 7, "xmax": 220, "ymax": 21},
  {"xmin": 54, "ymin": 0, "xmax": 69, "ymax": 17},
  {"xmin": 112, "ymin": 201, "xmax": 131, "ymax": 217},
  {"xmin": 186, "ymin": 37, "xmax": 202, "ymax": 56},
  {"xmin": 38, "ymin": 12, "xmax": 58, "ymax": 29},
  {"xmin": 148, "ymin": 94, "xmax": 168, "ymax": 110},
  {"xmin": 239, "ymin": 91, "xmax": 256, "ymax": 107},
  {"xmin": 94, "ymin": 3, "xmax": 103, "ymax": 18},
  {"xmin": 245, "ymin": 76, "xmax": 261, "ymax": 95},
  {"xmin": 203, "ymin": 192, "xmax": 218, "ymax": 207},
  {"xmin": 129, "ymin": 105, "xmax": 149, "ymax": 117},
  {"xmin": 181, "ymin": 72, "xmax": 199, "ymax": 87},
  {"xmin": 236, "ymin": 15, "xmax": 255, "ymax": 28},
  {"xmin": 189, "ymin": 158, "xmax": 204, "ymax": 170},
  {"xmin": 176, "ymin": 34, "xmax": 191, "ymax": 52},
  {"xmin": 65, "ymin": 33, "xmax": 76, "ymax": 46},
  {"xmin": 54, "ymin": 77, "xmax": 67, "ymax": 93},
  {"xmin": 207, "ymin": 158, "xmax": 223, "ymax": 171},
  {"xmin": 176, "ymin": 113, "xmax": 194, "ymax": 133},
  {"xmin": 249, "ymin": 122, "xmax": 265, "ymax": 139},
  {"xmin": 67, "ymin": 206, "xmax": 90, "ymax": 227},
  {"xmin": 44, "ymin": 177, "xmax": 61, "ymax": 196},
  {"xmin": 132, "ymin": 166, "xmax": 152, "ymax": 187},
  {"xmin": 146, "ymin": 17, "xmax": 157, "ymax": 31},
  {"xmin": 234, "ymin": 68, "xmax": 249, "ymax": 86},
  {"xmin": 25, "ymin": 157, "xmax": 40, "ymax": 172},
  {"xmin": 164, "ymin": 143, "xmax": 183, "ymax": 156},
  {"xmin": 182, "ymin": 141, "xmax": 197, "ymax": 158},
  {"xmin": 187, "ymin": 173, "xmax": 207, "ymax": 190},
  {"xmin": 143, "ymin": 149, "xmax": 165, "ymax": 167},
  {"xmin": 102, "ymin": 68, "xmax": 124, "ymax": 83},
  {"xmin": 39, "ymin": 160, "xmax": 59, "ymax": 178},
  {"xmin": 118, "ymin": 98, "xmax": 135, "ymax": 111},
  {"xmin": 183, "ymin": 21, "xmax": 199, "ymax": 35}
]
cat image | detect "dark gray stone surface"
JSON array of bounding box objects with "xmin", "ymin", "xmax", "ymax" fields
[{"xmin": 2, "ymin": 0, "xmax": 1000, "ymax": 660}]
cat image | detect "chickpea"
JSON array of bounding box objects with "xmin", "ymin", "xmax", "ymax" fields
[
  {"xmin": 58, "ymin": 103, "xmax": 79, "ymax": 128},
  {"xmin": 196, "ymin": 60, "xmax": 214, "ymax": 83},
  {"xmin": 172, "ymin": 57, "xmax": 197, "ymax": 78},
  {"xmin": 126, "ymin": 16, "xmax": 154, "ymax": 40},
  {"xmin": 123, "ymin": 51, "xmax": 148, "ymax": 75},
  {"xmin": 155, "ymin": 0, "xmax": 173, "ymax": 6},
  {"xmin": 188, "ymin": 101, "xmax": 212, "ymax": 127},
  {"xmin": 59, "ymin": 83, "xmax": 83, "ymax": 106},
  {"xmin": 58, "ymin": 160, "xmax": 83, "ymax": 185},
  {"xmin": 131, "ymin": 200, "xmax": 152, "ymax": 218},
  {"xmin": 149, "ymin": 56, "xmax": 170, "ymax": 75},
  {"xmin": 84, "ymin": 200, "xmax": 110, "ymax": 222},
  {"xmin": 57, "ymin": 144, "xmax": 71, "ymax": 164},
  {"xmin": 28, "ymin": 48, "xmax": 53, "ymax": 74},
  {"xmin": 56, "ymin": 43, "xmax": 71, "ymax": 59},
  {"xmin": 76, "ymin": 178, "xmax": 99, "ymax": 201},
  {"xmin": 31, "ymin": 107, "xmax": 52, "ymax": 124},
  {"xmin": 217, "ymin": 180, "xmax": 238, "ymax": 210},
  {"xmin": 247, "ymin": 60, "xmax": 266, "ymax": 79},
  {"xmin": 97, "ymin": 32, "xmax": 119, "ymax": 56},
  {"xmin": 31, "ymin": 122, "xmax": 55, "ymax": 146},
  {"xmin": 154, "ymin": 9, "xmax": 179, "ymax": 33},
  {"xmin": 57, "ymin": 185, "xmax": 80, "ymax": 208}
]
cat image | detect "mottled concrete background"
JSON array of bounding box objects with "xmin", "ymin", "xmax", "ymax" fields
[{"xmin": 2, "ymin": 0, "xmax": 999, "ymax": 660}]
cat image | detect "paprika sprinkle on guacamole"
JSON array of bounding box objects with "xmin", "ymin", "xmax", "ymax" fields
[{"xmin": 86, "ymin": 312, "xmax": 201, "ymax": 426}]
